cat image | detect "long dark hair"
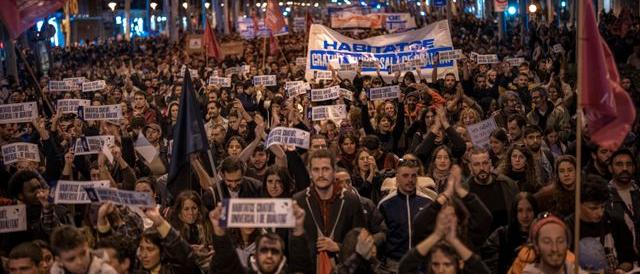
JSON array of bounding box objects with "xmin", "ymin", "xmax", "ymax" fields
[
  {"xmin": 167, "ymin": 191, "xmax": 212, "ymax": 245},
  {"xmin": 261, "ymin": 165, "xmax": 294, "ymax": 198},
  {"xmin": 499, "ymin": 144, "xmax": 540, "ymax": 193},
  {"xmin": 506, "ymin": 192, "xmax": 540, "ymax": 243},
  {"xmin": 427, "ymin": 243, "xmax": 462, "ymax": 274}
]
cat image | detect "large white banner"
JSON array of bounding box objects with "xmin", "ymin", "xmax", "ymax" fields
[{"xmin": 306, "ymin": 21, "xmax": 458, "ymax": 82}]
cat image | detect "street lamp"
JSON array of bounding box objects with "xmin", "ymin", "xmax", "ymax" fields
[
  {"xmin": 150, "ymin": 2, "xmax": 158, "ymax": 10},
  {"xmin": 204, "ymin": 2, "xmax": 210, "ymax": 9},
  {"xmin": 108, "ymin": 1, "xmax": 117, "ymax": 11},
  {"xmin": 182, "ymin": 2, "xmax": 188, "ymax": 9},
  {"xmin": 528, "ymin": 3, "xmax": 537, "ymax": 13}
]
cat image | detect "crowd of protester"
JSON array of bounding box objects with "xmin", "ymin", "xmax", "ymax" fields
[{"xmin": 0, "ymin": 6, "xmax": 639, "ymax": 274}]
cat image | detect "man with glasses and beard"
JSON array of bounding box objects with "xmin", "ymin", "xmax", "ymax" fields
[
  {"xmin": 606, "ymin": 149, "xmax": 640, "ymax": 255},
  {"xmin": 466, "ymin": 148, "xmax": 519, "ymax": 231}
]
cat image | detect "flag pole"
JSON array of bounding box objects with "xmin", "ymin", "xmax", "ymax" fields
[
  {"xmin": 574, "ymin": 0, "xmax": 583, "ymax": 272},
  {"xmin": 262, "ymin": 36, "xmax": 267, "ymax": 69}
]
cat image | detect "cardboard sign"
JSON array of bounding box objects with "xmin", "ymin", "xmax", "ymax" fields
[
  {"xmin": 186, "ymin": 34, "xmax": 203, "ymax": 53},
  {"xmin": 220, "ymin": 41, "xmax": 245, "ymax": 56},
  {"xmin": 207, "ymin": 76, "xmax": 232, "ymax": 87},
  {"xmin": 222, "ymin": 198, "xmax": 295, "ymax": 228},
  {"xmin": 295, "ymin": 57, "xmax": 306, "ymax": 66},
  {"xmin": 312, "ymin": 70, "xmax": 333, "ymax": 82},
  {"xmin": 63, "ymin": 77, "xmax": 86, "ymax": 90},
  {"xmin": 57, "ymin": 99, "xmax": 90, "ymax": 114},
  {"xmin": 476, "ymin": 54, "xmax": 500, "ymax": 64},
  {"xmin": 1, "ymin": 142, "xmax": 40, "ymax": 164},
  {"xmin": 48, "ymin": 80, "xmax": 73, "ymax": 92},
  {"xmin": 253, "ymin": 75, "xmax": 277, "ymax": 86},
  {"xmin": 388, "ymin": 62, "xmax": 412, "ymax": 74},
  {"xmin": 552, "ymin": 43, "xmax": 564, "ymax": 53},
  {"xmin": 266, "ymin": 127, "xmax": 310, "ymax": 149},
  {"xmin": 82, "ymin": 80, "xmax": 106, "ymax": 92},
  {"xmin": 180, "ymin": 66, "xmax": 200, "ymax": 79},
  {"xmin": 285, "ymin": 81, "xmax": 304, "ymax": 90},
  {"xmin": 311, "ymin": 104, "xmax": 347, "ymax": 121},
  {"xmin": 504, "ymin": 57, "xmax": 526, "ymax": 67},
  {"xmin": 0, "ymin": 102, "xmax": 38, "ymax": 124},
  {"xmin": 438, "ymin": 49, "xmax": 463, "ymax": 62},
  {"xmin": 369, "ymin": 85, "xmax": 401, "ymax": 101},
  {"xmin": 84, "ymin": 187, "xmax": 155, "ymax": 207},
  {"xmin": 340, "ymin": 88, "xmax": 354, "ymax": 101},
  {"xmin": 74, "ymin": 135, "xmax": 115, "ymax": 155},
  {"xmin": 54, "ymin": 180, "xmax": 110, "ymax": 204},
  {"xmin": 293, "ymin": 16, "xmax": 306, "ymax": 32},
  {"xmin": 466, "ymin": 117, "xmax": 498, "ymax": 148},
  {"xmin": 311, "ymin": 86, "xmax": 340, "ymax": 102},
  {"xmin": 0, "ymin": 204, "xmax": 27, "ymax": 233},
  {"xmin": 134, "ymin": 132, "xmax": 158, "ymax": 163},
  {"xmin": 286, "ymin": 83, "xmax": 310, "ymax": 97},
  {"xmin": 78, "ymin": 105, "xmax": 122, "ymax": 121}
]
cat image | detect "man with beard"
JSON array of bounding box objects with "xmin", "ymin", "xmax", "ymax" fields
[
  {"xmin": 507, "ymin": 114, "xmax": 527, "ymax": 143},
  {"xmin": 514, "ymin": 73, "xmax": 532, "ymax": 112},
  {"xmin": 246, "ymin": 145, "xmax": 269, "ymax": 181},
  {"xmin": 526, "ymin": 87, "xmax": 571, "ymax": 140},
  {"xmin": 466, "ymin": 148, "xmax": 518, "ymax": 231},
  {"xmin": 205, "ymin": 101, "xmax": 227, "ymax": 129},
  {"xmin": 465, "ymin": 73, "xmax": 499, "ymax": 103},
  {"xmin": 585, "ymin": 145, "xmax": 613, "ymax": 182},
  {"xmin": 521, "ymin": 214, "xmax": 585, "ymax": 273},
  {"xmin": 606, "ymin": 149, "xmax": 640, "ymax": 254},
  {"xmin": 523, "ymin": 125, "xmax": 555, "ymax": 184},
  {"xmin": 493, "ymin": 91, "xmax": 522, "ymax": 128},
  {"xmin": 208, "ymin": 201, "xmax": 312, "ymax": 274},
  {"xmin": 293, "ymin": 149, "xmax": 365, "ymax": 272}
]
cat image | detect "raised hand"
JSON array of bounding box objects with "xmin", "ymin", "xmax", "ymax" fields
[{"xmin": 208, "ymin": 204, "xmax": 225, "ymax": 236}]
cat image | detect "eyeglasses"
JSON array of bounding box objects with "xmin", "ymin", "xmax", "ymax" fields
[{"xmin": 258, "ymin": 247, "xmax": 282, "ymax": 256}]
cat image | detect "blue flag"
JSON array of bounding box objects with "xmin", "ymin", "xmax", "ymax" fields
[{"xmin": 166, "ymin": 69, "xmax": 209, "ymax": 197}]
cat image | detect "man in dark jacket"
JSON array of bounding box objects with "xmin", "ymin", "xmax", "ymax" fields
[
  {"xmin": 204, "ymin": 157, "xmax": 262, "ymax": 209},
  {"xmin": 566, "ymin": 179, "xmax": 638, "ymax": 273},
  {"xmin": 378, "ymin": 159, "xmax": 433, "ymax": 272},
  {"xmin": 209, "ymin": 202, "xmax": 312, "ymax": 274},
  {"xmin": 293, "ymin": 149, "xmax": 365, "ymax": 272},
  {"xmin": 465, "ymin": 147, "xmax": 519, "ymax": 232},
  {"xmin": 606, "ymin": 149, "xmax": 640, "ymax": 257}
]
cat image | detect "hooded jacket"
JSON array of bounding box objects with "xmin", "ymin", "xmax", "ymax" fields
[{"xmin": 50, "ymin": 254, "xmax": 118, "ymax": 274}]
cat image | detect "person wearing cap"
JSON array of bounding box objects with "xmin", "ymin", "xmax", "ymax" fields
[
  {"xmin": 511, "ymin": 213, "xmax": 586, "ymax": 274},
  {"xmin": 136, "ymin": 122, "xmax": 169, "ymax": 177}
]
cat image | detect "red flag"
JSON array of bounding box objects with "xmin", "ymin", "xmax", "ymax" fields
[
  {"xmin": 0, "ymin": 0, "xmax": 66, "ymax": 39},
  {"xmin": 264, "ymin": 0, "xmax": 285, "ymax": 34},
  {"xmin": 203, "ymin": 18, "xmax": 222, "ymax": 61},
  {"xmin": 269, "ymin": 34, "xmax": 279, "ymax": 56},
  {"xmin": 305, "ymin": 10, "xmax": 313, "ymax": 33},
  {"xmin": 579, "ymin": 0, "xmax": 636, "ymax": 150}
]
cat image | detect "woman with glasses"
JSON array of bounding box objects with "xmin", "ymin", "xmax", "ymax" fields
[
  {"xmin": 534, "ymin": 155, "xmax": 576, "ymax": 219},
  {"xmin": 481, "ymin": 192, "xmax": 540, "ymax": 274},
  {"xmin": 498, "ymin": 144, "xmax": 542, "ymax": 193}
]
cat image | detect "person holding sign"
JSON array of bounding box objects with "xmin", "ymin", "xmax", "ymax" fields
[
  {"xmin": 208, "ymin": 201, "xmax": 313, "ymax": 274},
  {"xmin": 3, "ymin": 171, "xmax": 74, "ymax": 251},
  {"xmin": 134, "ymin": 206, "xmax": 202, "ymax": 274},
  {"xmin": 359, "ymin": 88, "xmax": 405, "ymax": 154}
]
